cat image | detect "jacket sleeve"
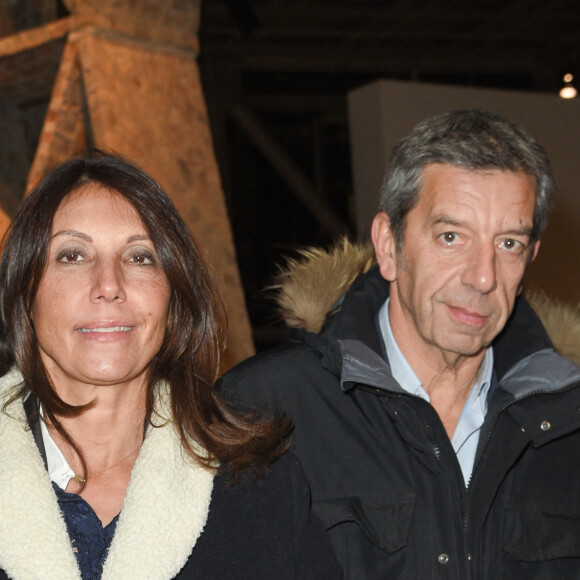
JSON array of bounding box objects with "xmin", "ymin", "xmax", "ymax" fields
[{"xmin": 181, "ymin": 451, "xmax": 343, "ymax": 578}]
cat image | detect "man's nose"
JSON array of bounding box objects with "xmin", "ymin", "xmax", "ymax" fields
[{"xmin": 461, "ymin": 243, "xmax": 497, "ymax": 294}]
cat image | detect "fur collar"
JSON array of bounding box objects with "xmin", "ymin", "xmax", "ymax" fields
[
  {"xmin": 272, "ymin": 239, "xmax": 580, "ymax": 366},
  {"xmin": 0, "ymin": 369, "xmax": 214, "ymax": 580}
]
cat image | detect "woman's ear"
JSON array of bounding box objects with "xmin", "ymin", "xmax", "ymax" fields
[{"xmin": 371, "ymin": 212, "xmax": 398, "ymax": 282}]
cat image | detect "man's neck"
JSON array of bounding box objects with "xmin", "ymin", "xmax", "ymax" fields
[
  {"xmin": 379, "ymin": 297, "xmax": 490, "ymax": 438},
  {"xmin": 419, "ymin": 363, "xmax": 483, "ymax": 438}
]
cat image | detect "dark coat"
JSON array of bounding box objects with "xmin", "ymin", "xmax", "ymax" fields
[
  {"xmin": 0, "ymin": 372, "xmax": 341, "ymax": 579},
  {"xmin": 220, "ymin": 265, "xmax": 580, "ymax": 579},
  {"xmin": 176, "ymin": 453, "xmax": 342, "ymax": 579}
]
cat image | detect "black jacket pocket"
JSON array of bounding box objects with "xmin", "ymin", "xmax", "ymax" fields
[
  {"xmin": 504, "ymin": 504, "xmax": 580, "ymax": 561},
  {"xmin": 313, "ymin": 494, "xmax": 415, "ymax": 553}
]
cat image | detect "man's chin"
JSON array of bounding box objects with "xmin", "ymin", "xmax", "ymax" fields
[
  {"xmin": 449, "ymin": 341, "xmax": 490, "ymax": 358},
  {"xmin": 436, "ymin": 332, "xmax": 492, "ymax": 359}
]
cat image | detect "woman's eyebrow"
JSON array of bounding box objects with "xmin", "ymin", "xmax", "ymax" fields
[
  {"xmin": 51, "ymin": 232, "xmax": 151, "ymax": 243},
  {"xmin": 127, "ymin": 234, "xmax": 151, "ymax": 243},
  {"xmin": 51, "ymin": 230, "xmax": 91, "ymax": 241}
]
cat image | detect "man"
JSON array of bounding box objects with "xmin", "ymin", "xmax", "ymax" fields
[{"xmin": 220, "ymin": 110, "xmax": 580, "ymax": 579}]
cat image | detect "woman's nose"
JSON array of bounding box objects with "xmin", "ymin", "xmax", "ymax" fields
[{"xmin": 89, "ymin": 259, "xmax": 127, "ymax": 303}]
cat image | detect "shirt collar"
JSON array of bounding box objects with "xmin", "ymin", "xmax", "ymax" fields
[
  {"xmin": 473, "ymin": 345, "xmax": 494, "ymax": 402},
  {"xmin": 39, "ymin": 407, "xmax": 76, "ymax": 490},
  {"xmin": 378, "ymin": 298, "xmax": 424, "ymax": 397}
]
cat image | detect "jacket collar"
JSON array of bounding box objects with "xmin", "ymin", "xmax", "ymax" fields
[
  {"xmin": 0, "ymin": 368, "xmax": 214, "ymax": 580},
  {"xmin": 321, "ymin": 265, "xmax": 388, "ymax": 358},
  {"xmin": 293, "ymin": 266, "xmax": 388, "ymax": 379},
  {"xmin": 493, "ymin": 294, "xmax": 554, "ymax": 381}
]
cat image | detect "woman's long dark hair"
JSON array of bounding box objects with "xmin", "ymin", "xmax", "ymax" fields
[{"xmin": 0, "ymin": 152, "xmax": 289, "ymax": 479}]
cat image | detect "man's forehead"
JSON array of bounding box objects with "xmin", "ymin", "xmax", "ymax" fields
[
  {"xmin": 419, "ymin": 162, "xmax": 537, "ymax": 184},
  {"xmin": 418, "ymin": 164, "xmax": 537, "ymax": 198},
  {"xmin": 412, "ymin": 164, "xmax": 537, "ymax": 223}
]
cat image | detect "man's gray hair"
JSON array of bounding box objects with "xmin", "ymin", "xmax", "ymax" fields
[{"xmin": 379, "ymin": 109, "xmax": 556, "ymax": 246}]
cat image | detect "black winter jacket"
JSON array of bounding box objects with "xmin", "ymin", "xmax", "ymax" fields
[{"xmin": 220, "ymin": 265, "xmax": 580, "ymax": 580}]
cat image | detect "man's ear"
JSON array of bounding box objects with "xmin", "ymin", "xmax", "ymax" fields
[
  {"xmin": 371, "ymin": 212, "xmax": 398, "ymax": 282},
  {"xmin": 518, "ymin": 240, "xmax": 542, "ymax": 295},
  {"xmin": 530, "ymin": 240, "xmax": 541, "ymax": 263}
]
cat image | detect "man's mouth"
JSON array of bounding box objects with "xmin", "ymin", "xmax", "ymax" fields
[{"xmin": 447, "ymin": 306, "xmax": 489, "ymax": 326}]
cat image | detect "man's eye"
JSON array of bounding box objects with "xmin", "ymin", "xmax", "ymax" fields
[
  {"xmin": 501, "ymin": 238, "xmax": 523, "ymax": 252},
  {"xmin": 440, "ymin": 232, "xmax": 459, "ymax": 245}
]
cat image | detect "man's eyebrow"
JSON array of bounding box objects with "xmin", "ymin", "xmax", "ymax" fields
[
  {"xmin": 432, "ymin": 215, "xmax": 462, "ymax": 227},
  {"xmin": 501, "ymin": 226, "xmax": 534, "ymax": 238}
]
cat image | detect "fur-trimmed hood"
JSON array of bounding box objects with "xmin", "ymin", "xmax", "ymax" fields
[
  {"xmin": 272, "ymin": 239, "xmax": 580, "ymax": 367},
  {"xmin": 0, "ymin": 369, "xmax": 214, "ymax": 580}
]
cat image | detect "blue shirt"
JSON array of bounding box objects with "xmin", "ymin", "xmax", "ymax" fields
[
  {"xmin": 52, "ymin": 483, "xmax": 119, "ymax": 580},
  {"xmin": 378, "ymin": 299, "xmax": 493, "ymax": 485}
]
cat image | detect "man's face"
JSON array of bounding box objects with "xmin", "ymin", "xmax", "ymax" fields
[{"xmin": 372, "ymin": 164, "xmax": 539, "ymax": 365}]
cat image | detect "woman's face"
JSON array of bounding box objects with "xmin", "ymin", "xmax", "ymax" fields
[{"xmin": 31, "ymin": 185, "xmax": 171, "ymax": 401}]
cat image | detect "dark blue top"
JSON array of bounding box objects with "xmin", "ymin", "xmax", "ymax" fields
[{"xmin": 52, "ymin": 482, "xmax": 119, "ymax": 580}]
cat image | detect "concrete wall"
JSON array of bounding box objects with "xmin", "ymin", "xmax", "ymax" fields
[{"xmin": 348, "ymin": 79, "xmax": 580, "ymax": 304}]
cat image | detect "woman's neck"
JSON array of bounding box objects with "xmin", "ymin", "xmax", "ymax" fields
[{"xmin": 45, "ymin": 391, "xmax": 148, "ymax": 526}]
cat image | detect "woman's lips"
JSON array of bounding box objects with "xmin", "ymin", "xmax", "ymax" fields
[{"xmin": 76, "ymin": 326, "xmax": 133, "ymax": 333}]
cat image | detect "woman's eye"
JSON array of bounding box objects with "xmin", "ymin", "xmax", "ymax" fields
[
  {"xmin": 56, "ymin": 250, "xmax": 84, "ymax": 263},
  {"xmin": 128, "ymin": 252, "xmax": 155, "ymax": 265}
]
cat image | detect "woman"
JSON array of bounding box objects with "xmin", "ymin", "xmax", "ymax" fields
[{"xmin": 0, "ymin": 153, "xmax": 341, "ymax": 579}]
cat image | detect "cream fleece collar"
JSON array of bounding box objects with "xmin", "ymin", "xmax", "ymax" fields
[{"xmin": 0, "ymin": 368, "xmax": 215, "ymax": 580}]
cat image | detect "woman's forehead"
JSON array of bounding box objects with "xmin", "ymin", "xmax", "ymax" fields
[{"xmin": 53, "ymin": 185, "xmax": 142, "ymax": 229}]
